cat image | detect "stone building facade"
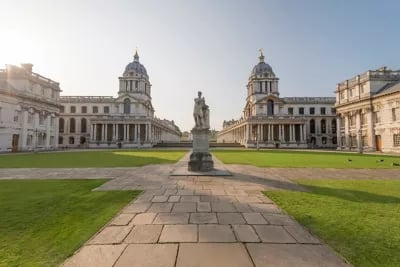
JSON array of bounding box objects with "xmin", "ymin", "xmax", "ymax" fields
[
  {"xmin": 217, "ymin": 52, "xmax": 337, "ymax": 148},
  {"xmin": 335, "ymin": 67, "xmax": 400, "ymax": 153},
  {"xmin": 59, "ymin": 52, "xmax": 181, "ymax": 148},
  {"xmin": 0, "ymin": 64, "xmax": 61, "ymax": 152}
]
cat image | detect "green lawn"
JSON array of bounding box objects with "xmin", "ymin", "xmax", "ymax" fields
[
  {"xmin": 213, "ymin": 149, "xmax": 400, "ymax": 168},
  {"xmin": 0, "ymin": 179, "xmax": 139, "ymax": 267},
  {"xmin": 265, "ymin": 179, "xmax": 400, "ymax": 267},
  {"xmin": 0, "ymin": 149, "xmax": 187, "ymax": 168}
]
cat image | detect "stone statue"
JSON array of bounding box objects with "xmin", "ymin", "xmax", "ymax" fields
[
  {"xmin": 193, "ymin": 91, "xmax": 209, "ymax": 129},
  {"xmin": 189, "ymin": 91, "xmax": 213, "ymax": 172}
]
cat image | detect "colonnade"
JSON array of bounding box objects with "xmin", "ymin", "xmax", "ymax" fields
[
  {"xmin": 90, "ymin": 123, "xmax": 163, "ymax": 143},
  {"xmin": 337, "ymin": 109, "xmax": 375, "ymax": 150},
  {"xmin": 218, "ymin": 123, "xmax": 307, "ymax": 144}
]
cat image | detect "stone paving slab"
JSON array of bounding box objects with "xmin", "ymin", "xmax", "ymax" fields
[
  {"xmin": 190, "ymin": 212, "xmax": 218, "ymax": 224},
  {"xmin": 124, "ymin": 225, "xmax": 162, "ymax": 243},
  {"xmin": 232, "ymin": 224, "xmax": 260, "ymax": 242},
  {"xmin": 176, "ymin": 243, "xmax": 253, "ymax": 267},
  {"xmin": 114, "ymin": 244, "xmax": 178, "ymax": 267},
  {"xmin": 199, "ymin": 225, "xmax": 236, "ymax": 242},
  {"xmin": 88, "ymin": 226, "xmax": 132, "ymax": 245},
  {"xmin": 247, "ymin": 243, "xmax": 350, "ymax": 267},
  {"xmin": 253, "ymin": 225, "xmax": 297, "ymax": 243},
  {"xmin": 153, "ymin": 212, "xmax": 190, "ymax": 224},
  {"xmin": 63, "ymin": 244, "xmax": 127, "ymax": 267},
  {"xmin": 159, "ymin": 225, "xmax": 198, "ymax": 242}
]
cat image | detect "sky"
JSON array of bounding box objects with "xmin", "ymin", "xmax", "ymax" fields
[{"xmin": 1, "ymin": 0, "xmax": 399, "ymax": 131}]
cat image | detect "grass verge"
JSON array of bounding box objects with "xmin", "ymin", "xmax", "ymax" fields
[
  {"xmin": 265, "ymin": 179, "xmax": 400, "ymax": 267},
  {"xmin": 0, "ymin": 179, "xmax": 139, "ymax": 267},
  {"xmin": 213, "ymin": 149, "xmax": 400, "ymax": 168}
]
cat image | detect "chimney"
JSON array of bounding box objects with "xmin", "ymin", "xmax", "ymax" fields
[{"xmin": 21, "ymin": 63, "xmax": 33, "ymax": 73}]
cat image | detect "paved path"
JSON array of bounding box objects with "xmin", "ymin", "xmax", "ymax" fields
[
  {"xmin": 61, "ymin": 154, "xmax": 351, "ymax": 267},
  {"xmin": 2, "ymin": 154, "xmax": 399, "ymax": 266}
]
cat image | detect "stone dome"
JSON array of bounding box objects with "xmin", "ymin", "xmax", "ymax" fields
[
  {"xmin": 251, "ymin": 51, "xmax": 275, "ymax": 76},
  {"xmin": 124, "ymin": 51, "xmax": 148, "ymax": 77}
]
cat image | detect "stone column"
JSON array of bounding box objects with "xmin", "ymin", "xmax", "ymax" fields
[
  {"xmin": 367, "ymin": 109, "xmax": 376, "ymax": 150},
  {"xmin": 138, "ymin": 124, "xmax": 141, "ymax": 144},
  {"xmin": 356, "ymin": 110, "xmax": 361, "ymax": 147},
  {"xmin": 134, "ymin": 124, "xmax": 138, "ymax": 142},
  {"xmin": 105, "ymin": 124, "xmax": 108, "ymax": 142},
  {"xmin": 260, "ymin": 124, "xmax": 264, "ymax": 141},
  {"xmin": 112, "ymin": 124, "xmax": 116, "ymax": 141},
  {"xmin": 116, "ymin": 124, "xmax": 119, "ymax": 141},
  {"xmin": 45, "ymin": 114, "xmax": 51, "ymax": 147},
  {"xmin": 344, "ymin": 113, "xmax": 350, "ymax": 149},
  {"xmin": 54, "ymin": 117, "xmax": 59, "ymax": 149},
  {"xmin": 127, "ymin": 124, "xmax": 130, "ymax": 141},
  {"xmin": 300, "ymin": 125, "xmax": 304, "ymax": 142},
  {"xmin": 289, "ymin": 125, "xmax": 293, "ymax": 142},
  {"xmin": 336, "ymin": 117, "xmax": 341, "ymax": 148},
  {"xmin": 93, "ymin": 124, "xmax": 97, "ymax": 141}
]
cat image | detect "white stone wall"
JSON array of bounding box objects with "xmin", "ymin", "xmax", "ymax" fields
[{"xmin": 0, "ymin": 65, "xmax": 60, "ymax": 152}]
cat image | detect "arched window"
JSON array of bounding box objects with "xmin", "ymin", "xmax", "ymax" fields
[
  {"xmin": 59, "ymin": 118, "xmax": 64, "ymax": 133},
  {"xmin": 267, "ymin": 100, "xmax": 274, "ymax": 116},
  {"xmin": 81, "ymin": 118, "xmax": 87, "ymax": 133},
  {"xmin": 124, "ymin": 98, "xmax": 131, "ymax": 114},
  {"xmin": 310, "ymin": 119, "xmax": 315, "ymax": 134},
  {"xmin": 70, "ymin": 118, "xmax": 76, "ymax": 133},
  {"xmin": 321, "ymin": 119, "xmax": 326, "ymax": 134},
  {"xmin": 332, "ymin": 119, "xmax": 337, "ymax": 134},
  {"xmin": 69, "ymin": 136, "xmax": 74, "ymax": 144}
]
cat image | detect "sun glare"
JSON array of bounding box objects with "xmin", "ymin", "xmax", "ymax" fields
[{"xmin": 0, "ymin": 30, "xmax": 40, "ymax": 66}]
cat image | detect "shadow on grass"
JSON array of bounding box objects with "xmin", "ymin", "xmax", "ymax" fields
[
  {"xmin": 224, "ymin": 170, "xmax": 400, "ymax": 204},
  {"xmin": 302, "ymin": 184, "xmax": 400, "ymax": 204}
]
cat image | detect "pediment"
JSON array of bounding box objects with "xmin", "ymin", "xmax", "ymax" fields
[
  {"xmin": 255, "ymin": 95, "xmax": 281, "ymax": 104},
  {"xmin": 114, "ymin": 94, "xmax": 142, "ymax": 104}
]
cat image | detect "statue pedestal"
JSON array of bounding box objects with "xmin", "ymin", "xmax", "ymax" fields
[{"xmin": 188, "ymin": 128, "xmax": 214, "ymax": 172}]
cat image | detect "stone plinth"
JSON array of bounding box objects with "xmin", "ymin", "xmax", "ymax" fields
[{"xmin": 188, "ymin": 128, "xmax": 214, "ymax": 172}]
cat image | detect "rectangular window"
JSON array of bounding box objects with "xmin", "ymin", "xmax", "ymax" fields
[
  {"xmin": 374, "ymin": 111, "xmax": 381, "ymax": 123},
  {"xmin": 299, "ymin": 107, "xmax": 304, "ymax": 115},
  {"xmin": 320, "ymin": 107, "xmax": 326, "ymax": 115},
  {"xmin": 60, "ymin": 106, "xmax": 65, "ymax": 113},
  {"xmin": 340, "ymin": 91, "xmax": 345, "ymax": 99},
  {"xmin": 13, "ymin": 111, "xmax": 20, "ymax": 122},
  {"xmin": 392, "ymin": 108, "xmax": 397, "ymax": 121},
  {"xmin": 92, "ymin": 106, "xmax": 98, "ymax": 113},
  {"xmin": 331, "ymin": 108, "xmax": 336, "ymax": 115},
  {"xmin": 309, "ymin": 107, "xmax": 315, "ymax": 115},
  {"xmin": 81, "ymin": 106, "xmax": 87, "ymax": 113},
  {"xmin": 27, "ymin": 135, "xmax": 33, "ymax": 146},
  {"xmin": 135, "ymin": 80, "xmax": 138, "ymax": 89},
  {"xmin": 394, "ymin": 134, "xmax": 400, "ymax": 147},
  {"xmin": 39, "ymin": 113, "xmax": 45, "ymax": 125},
  {"xmin": 361, "ymin": 113, "xmax": 367, "ymax": 125},
  {"xmin": 103, "ymin": 106, "xmax": 110, "ymax": 113},
  {"xmin": 70, "ymin": 106, "xmax": 76, "ymax": 113},
  {"xmin": 27, "ymin": 113, "xmax": 33, "ymax": 124},
  {"xmin": 288, "ymin": 107, "xmax": 293, "ymax": 115}
]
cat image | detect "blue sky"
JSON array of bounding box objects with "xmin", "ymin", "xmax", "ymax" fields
[{"xmin": 1, "ymin": 0, "xmax": 399, "ymax": 131}]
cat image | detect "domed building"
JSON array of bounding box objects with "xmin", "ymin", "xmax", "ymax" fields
[
  {"xmin": 218, "ymin": 51, "xmax": 337, "ymax": 148},
  {"xmin": 59, "ymin": 51, "xmax": 181, "ymax": 148}
]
